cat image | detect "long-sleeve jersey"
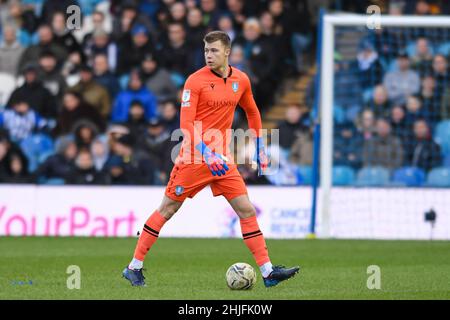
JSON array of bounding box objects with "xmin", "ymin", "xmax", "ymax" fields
[{"xmin": 177, "ymin": 65, "xmax": 262, "ymax": 164}]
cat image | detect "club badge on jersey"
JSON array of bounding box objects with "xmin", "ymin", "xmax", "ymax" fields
[{"xmin": 232, "ymin": 82, "xmax": 239, "ymax": 93}]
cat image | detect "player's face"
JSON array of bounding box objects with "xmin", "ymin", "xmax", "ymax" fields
[{"xmin": 204, "ymin": 40, "xmax": 230, "ymax": 70}]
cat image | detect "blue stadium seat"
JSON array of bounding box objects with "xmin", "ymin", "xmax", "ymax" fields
[
  {"xmin": 355, "ymin": 166, "xmax": 390, "ymax": 186},
  {"xmin": 19, "ymin": 133, "xmax": 54, "ymax": 172},
  {"xmin": 392, "ymin": 167, "xmax": 426, "ymax": 187},
  {"xmin": 332, "ymin": 166, "xmax": 355, "ymax": 186},
  {"xmin": 426, "ymin": 167, "xmax": 450, "ymax": 187},
  {"xmin": 296, "ymin": 165, "xmax": 313, "ymax": 185},
  {"xmin": 437, "ymin": 42, "xmax": 450, "ymax": 56},
  {"xmin": 42, "ymin": 178, "xmax": 65, "ymax": 185},
  {"xmin": 434, "ymin": 120, "xmax": 450, "ymax": 155}
]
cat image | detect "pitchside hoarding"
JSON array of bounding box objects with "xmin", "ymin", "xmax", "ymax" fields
[{"xmin": 0, "ymin": 186, "xmax": 448, "ymax": 239}]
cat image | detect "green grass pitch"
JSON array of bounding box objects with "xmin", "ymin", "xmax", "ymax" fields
[{"xmin": 0, "ymin": 237, "xmax": 449, "ymax": 299}]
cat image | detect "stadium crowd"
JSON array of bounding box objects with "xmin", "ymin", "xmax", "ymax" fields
[
  {"xmin": 0, "ymin": 0, "xmax": 449, "ymax": 187},
  {"xmin": 0, "ymin": 0, "xmax": 312, "ymax": 185}
]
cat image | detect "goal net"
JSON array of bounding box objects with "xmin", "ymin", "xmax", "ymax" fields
[{"xmin": 316, "ymin": 13, "xmax": 450, "ymax": 239}]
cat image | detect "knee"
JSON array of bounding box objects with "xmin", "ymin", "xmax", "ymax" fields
[
  {"xmin": 236, "ymin": 205, "xmax": 256, "ymax": 219},
  {"xmin": 159, "ymin": 201, "xmax": 180, "ymax": 220}
]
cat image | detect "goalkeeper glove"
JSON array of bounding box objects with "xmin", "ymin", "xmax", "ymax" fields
[
  {"xmin": 196, "ymin": 141, "xmax": 229, "ymax": 176},
  {"xmin": 253, "ymin": 137, "xmax": 269, "ymax": 176}
]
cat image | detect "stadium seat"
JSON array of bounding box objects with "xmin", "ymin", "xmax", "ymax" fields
[
  {"xmin": 437, "ymin": 41, "xmax": 450, "ymax": 56},
  {"xmin": 426, "ymin": 167, "xmax": 450, "ymax": 187},
  {"xmin": 41, "ymin": 178, "xmax": 65, "ymax": 185},
  {"xmin": 296, "ymin": 165, "xmax": 313, "ymax": 185},
  {"xmin": 332, "ymin": 166, "xmax": 355, "ymax": 186},
  {"xmin": 355, "ymin": 166, "xmax": 390, "ymax": 187},
  {"xmin": 19, "ymin": 133, "xmax": 54, "ymax": 172},
  {"xmin": 392, "ymin": 167, "xmax": 426, "ymax": 187},
  {"xmin": 434, "ymin": 120, "xmax": 450, "ymax": 155}
]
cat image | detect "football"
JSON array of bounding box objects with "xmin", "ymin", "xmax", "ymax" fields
[{"xmin": 225, "ymin": 262, "xmax": 257, "ymax": 290}]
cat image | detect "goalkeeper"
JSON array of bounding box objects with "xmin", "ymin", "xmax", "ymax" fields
[{"xmin": 123, "ymin": 31, "xmax": 300, "ymax": 287}]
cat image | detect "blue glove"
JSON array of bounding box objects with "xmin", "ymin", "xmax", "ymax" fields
[
  {"xmin": 196, "ymin": 141, "xmax": 229, "ymax": 176},
  {"xmin": 253, "ymin": 137, "xmax": 269, "ymax": 176}
]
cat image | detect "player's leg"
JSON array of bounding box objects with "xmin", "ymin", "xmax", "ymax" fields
[
  {"xmin": 227, "ymin": 193, "xmax": 300, "ymax": 287},
  {"xmin": 123, "ymin": 196, "xmax": 183, "ymax": 286}
]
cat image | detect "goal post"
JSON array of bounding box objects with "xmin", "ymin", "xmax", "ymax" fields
[{"xmin": 313, "ymin": 13, "xmax": 450, "ymax": 239}]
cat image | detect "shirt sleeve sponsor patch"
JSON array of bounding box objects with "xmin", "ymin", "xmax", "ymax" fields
[
  {"xmin": 181, "ymin": 102, "xmax": 190, "ymax": 107},
  {"xmin": 182, "ymin": 89, "xmax": 191, "ymax": 102}
]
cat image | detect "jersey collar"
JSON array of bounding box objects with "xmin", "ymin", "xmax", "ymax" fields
[{"xmin": 210, "ymin": 65, "xmax": 233, "ymax": 79}]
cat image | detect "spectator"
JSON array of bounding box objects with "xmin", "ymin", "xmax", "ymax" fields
[
  {"xmin": 405, "ymin": 119, "xmax": 441, "ymax": 172},
  {"xmin": 34, "ymin": 135, "xmax": 77, "ymax": 182},
  {"xmin": 124, "ymin": 100, "xmax": 148, "ymax": 140},
  {"xmin": 3, "ymin": 151, "xmax": 32, "ymax": 184},
  {"xmin": 81, "ymin": 10, "xmax": 109, "ymax": 48},
  {"xmin": 83, "ymin": 28, "xmax": 118, "ymax": 72},
  {"xmin": 117, "ymin": 24, "xmax": 154, "ymax": 75},
  {"xmin": 186, "ymin": 7, "xmax": 206, "ymax": 46},
  {"xmin": 61, "ymin": 51, "xmax": 84, "ymax": 80},
  {"xmin": 7, "ymin": 63, "xmax": 57, "ymax": 119},
  {"xmin": 226, "ymin": 0, "xmax": 247, "ymax": 32},
  {"xmin": 137, "ymin": 117, "xmax": 175, "ymax": 183},
  {"xmin": 53, "ymin": 91, "xmax": 105, "ymax": 137},
  {"xmin": 404, "ymin": 95, "xmax": 430, "ymax": 129},
  {"xmin": 38, "ymin": 50, "xmax": 67, "ymax": 102},
  {"xmin": 51, "ymin": 11, "xmax": 83, "ymax": 56},
  {"xmin": 140, "ymin": 53, "xmax": 178, "ymax": 103},
  {"xmin": 104, "ymin": 134, "xmax": 155, "ymax": 185},
  {"xmin": 268, "ymin": 0, "xmax": 311, "ymax": 74},
  {"xmin": 420, "ymin": 76, "xmax": 441, "ymax": 125},
  {"xmin": 390, "ymin": 104, "xmax": 411, "ymax": 143},
  {"xmin": 357, "ymin": 109, "xmax": 376, "ymax": 142},
  {"xmin": 66, "ymin": 149, "xmax": 108, "ymax": 185},
  {"xmin": 159, "ymin": 100, "xmax": 180, "ymax": 134},
  {"xmin": 18, "ymin": 24, "xmax": 68, "ymax": 73},
  {"xmin": 91, "ymin": 136, "xmax": 109, "ymax": 171},
  {"xmin": 277, "ymin": 104, "xmax": 310, "ymax": 150},
  {"xmin": 0, "ymin": 133, "xmax": 29, "ymax": 182},
  {"xmin": 0, "ymin": 100, "xmax": 48, "ymax": 142},
  {"xmin": 218, "ymin": 14, "xmax": 236, "ymax": 43},
  {"xmin": 74, "ymin": 120, "xmax": 99, "ymax": 150},
  {"xmin": 111, "ymin": 70, "xmax": 158, "ymax": 123},
  {"xmin": 333, "ymin": 121, "xmax": 363, "ymax": 169},
  {"xmin": 93, "ymin": 53, "xmax": 121, "ymax": 100},
  {"xmin": 160, "ymin": 22, "xmax": 194, "ymax": 79},
  {"xmin": 410, "ymin": 37, "xmax": 433, "ymax": 77},
  {"xmin": 367, "ymin": 85, "xmax": 391, "ymax": 118},
  {"xmin": 355, "ymin": 40, "xmax": 383, "ymax": 90},
  {"xmin": 71, "ymin": 64, "xmax": 111, "ymax": 118},
  {"xmin": 234, "ymin": 18, "xmax": 277, "ymax": 111},
  {"xmin": 229, "ymin": 44, "xmax": 253, "ymax": 77},
  {"xmin": 200, "ymin": 0, "xmax": 221, "ymax": 30},
  {"xmin": 112, "ymin": 3, "xmax": 156, "ymax": 45},
  {"xmin": 442, "ymin": 86, "xmax": 450, "ymax": 119},
  {"xmin": 40, "ymin": 0, "xmax": 79, "ymax": 24},
  {"xmin": 432, "ymin": 54, "xmax": 449, "ymax": 98},
  {"xmin": 363, "ymin": 118, "xmax": 404, "ymax": 170},
  {"xmin": 289, "ymin": 127, "xmax": 313, "ymax": 166},
  {"xmin": 383, "ymin": 52, "xmax": 420, "ymax": 105},
  {"xmin": 169, "ymin": 1, "xmax": 187, "ymax": 24},
  {"xmin": 0, "ymin": 25, "xmax": 25, "ymax": 76}
]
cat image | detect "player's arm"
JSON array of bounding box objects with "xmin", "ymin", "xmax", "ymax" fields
[
  {"xmin": 238, "ymin": 74, "xmax": 269, "ymax": 175},
  {"xmin": 180, "ymin": 76, "xmax": 229, "ymax": 176}
]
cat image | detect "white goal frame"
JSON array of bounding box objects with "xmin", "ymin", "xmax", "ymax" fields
[{"xmin": 319, "ymin": 13, "xmax": 450, "ymax": 237}]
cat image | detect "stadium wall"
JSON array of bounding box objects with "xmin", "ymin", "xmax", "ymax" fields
[{"xmin": 0, "ymin": 185, "xmax": 448, "ymax": 240}]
